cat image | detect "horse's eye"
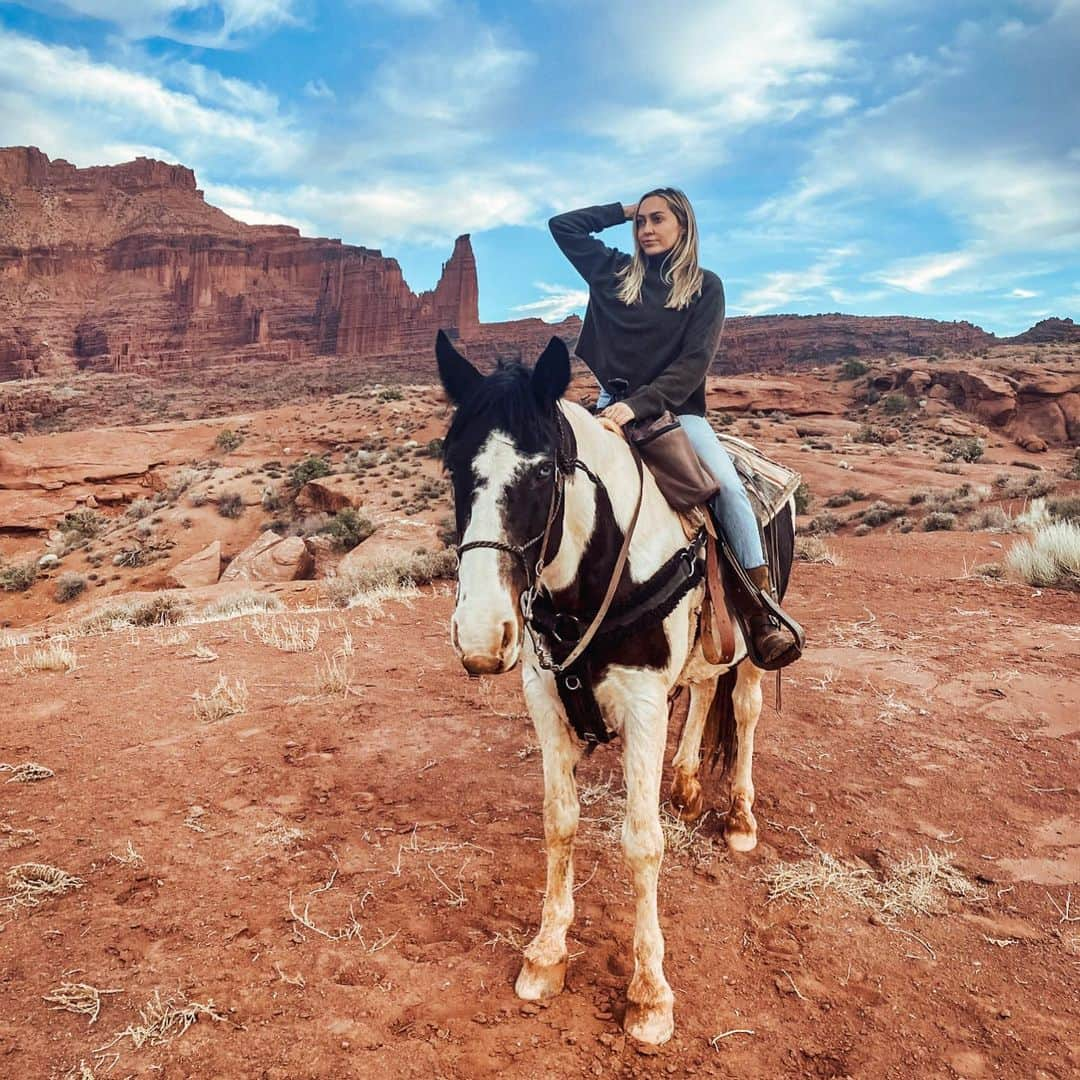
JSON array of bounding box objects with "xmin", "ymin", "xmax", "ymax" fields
[{"xmin": 536, "ymin": 461, "xmax": 554, "ymax": 480}]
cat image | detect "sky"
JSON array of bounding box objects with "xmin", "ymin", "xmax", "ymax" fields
[{"xmin": 0, "ymin": 1, "xmax": 1077, "ymax": 336}]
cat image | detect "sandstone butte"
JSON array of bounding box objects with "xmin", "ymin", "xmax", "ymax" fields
[{"xmin": 4, "ymin": 145, "xmax": 1079, "ymax": 386}]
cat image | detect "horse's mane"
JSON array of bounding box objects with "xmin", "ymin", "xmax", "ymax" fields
[{"xmin": 444, "ymin": 361, "xmax": 562, "ymax": 469}]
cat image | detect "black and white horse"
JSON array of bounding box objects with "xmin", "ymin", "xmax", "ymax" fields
[{"xmin": 437, "ymin": 331, "xmax": 794, "ymax": 1046}]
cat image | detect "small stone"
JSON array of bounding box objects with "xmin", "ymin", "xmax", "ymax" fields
[
  {"xmin": 598, "ymin": 1033, "xmax": 617, "ymax": 1047},
  {"xmin": 472, "ymin": 1013, "xmax": 487, "ymax": 1024},
  {"xmin": 635, "ymin": 1041, "xmax": 661, "ymax": 1056},
  {"xmin": 520, "ymin": 1003, "xmax": 540, "ymax": 1016},
  {"xmin": 998, "ymin": 1008, "xmax": 1012, "ymax": 1020},
  {"xmin": 868, "ymin": 911, "xmax": 886, "ymax": 926}
]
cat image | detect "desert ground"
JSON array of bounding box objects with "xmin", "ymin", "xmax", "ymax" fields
[{"xmin": 1, "ymin": 350, "xmax": 1078, "ymax": 1079}]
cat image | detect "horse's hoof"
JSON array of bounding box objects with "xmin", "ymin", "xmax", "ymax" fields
[
  {"xmin": 670, "ymin": 775, "xmax": 704, "ymax": 824},
  {"xmin": 515, "ymin": 958, "xmax": 566, "ymax": 1001},
  {"xmin": 724, "ymin": 804, "xmax": 758, "ymax": 852},
  {"xmin": 624, "ymin": 1001, "xmax": 674, "ymax": 1046}
]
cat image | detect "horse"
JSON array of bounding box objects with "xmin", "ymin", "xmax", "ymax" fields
[{"xmin": 436, "ymin": 330, "xmax": 795, "ymax": 1046}]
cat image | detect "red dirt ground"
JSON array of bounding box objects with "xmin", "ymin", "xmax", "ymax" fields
[{"xmin": 2, "ymin": 529, "xmax": 1078, "ymax": 1079}]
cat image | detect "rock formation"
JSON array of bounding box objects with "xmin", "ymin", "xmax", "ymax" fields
[
  {"xmin": 893, "ymin": 361, "xmax": 1080, "ymax": 448},
  {"xmin": 0, "ymin": 146, "xmax": 478, "ymax": 378},
  {"xmin": 0, "ymin": 146, "xmax": 1074, "ymax": 386}
]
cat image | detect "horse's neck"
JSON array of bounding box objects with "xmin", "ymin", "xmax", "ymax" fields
[{"xmin": 540, "ymin": 402, "xmax": 687, "ymax": 594}]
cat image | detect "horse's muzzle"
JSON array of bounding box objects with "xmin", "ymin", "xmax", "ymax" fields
[{"xmin": 453, "ymin": 615, "xmax": 520, "ymax": 676}]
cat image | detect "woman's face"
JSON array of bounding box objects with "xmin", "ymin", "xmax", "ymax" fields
[{"xmin": 635, "ymin": 196, "xmax": 683, "ymax": 256}]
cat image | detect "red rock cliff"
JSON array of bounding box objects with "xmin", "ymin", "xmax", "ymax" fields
[{"xmin": 0, "ymin": 147, "xmax": 479, "ymax": 377}]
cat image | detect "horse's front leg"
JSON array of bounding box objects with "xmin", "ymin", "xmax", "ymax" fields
[
  {"xmin": 725, "ymin": 661, "xmax": 764, "ymax": 852},
  {"xmin": 614, "ymin": 676, "xmax": 675, "ymax": 1045},
  {"xmin": 516, "ymin": 663, "xmax": 584, "ymax": 1001},
  {"xmin": 670, "ymin": 676, "xmax": 718, "ymax": 823}
]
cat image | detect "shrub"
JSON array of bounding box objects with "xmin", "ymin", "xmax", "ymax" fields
[
  {"xmin": 855, "ymin": 424, "xmax": 887, "ymax": 444},
  {"xmin": 1047, "ymin": 496, "xmax": 1080, "ymax": 524},
  {"xmin": 289, "ymin": 455, "xmax": 332, "ymax": 489},
  {"xmin": 325, "ymin": 508, "xmax": 376, "ymax": 551},
  {"xmin": 1006, "ymin": 521, "xmax": 1080, "ymax": 589},
  {"xmin": 0, "ymin": 560, "xmax": 38, "ymax": 592},
  {"xmin": 376, "ymin": 387, "xmax": 404, "ymax": 403},
  {"xmin": 54, "ymin": 572, "xmax": 87, "ymax": 603},
  {"xmin": 125, "ymin": 498, "xmax": 153, "ymax": 520},
  {"xmin": 881, "ymin": 393, "xmax": 908, "ymax": 416},
  {"xmin": 436, "ymin": 514, "xmax": 457, "ymax": 548},
  {"xmin": 425, "ymin": 437, "xmax": 445, "ymax": 458},
  {"xmin": 808, "ymin": 512, "xmax": 840, "ymax": 536},
  {"xmin": 922, "ymin": 511, "xmax": 957, "ymax": 532},
  {"xmin": 215, "ymin": 428, "xmax": 244, "ymax": 452},
  {"xmin": 793, "ymin": 482, "xmax": 811, "ymax": 515},
  {"xmin": 324, "ymin": 550, "xmax": 457, "ymax": 608},
  {"xmin": 853, "ymin": 524, "xmax": 872, "ymax": 537},
  {"xmin": 839, "ymin": 358, "xmax": 869, "ymax": 379},
  {"xmin": 945, "ymin": 437, "xmax": 984, "ymax": 463},
  {"xmin": 59, "ymin": 509, "xmax": 104, "ymax": 539},
  {"xmin": 217, "ymin": 491, "xmax": 245, "ymax": 519},
  {"xmin": 860, "ymin": 501, "xmax": 901, "ymax": 527},
  {"xmin": 969, "ymin": 506, "xmax": 1012, "ymax": 532},
  {"xmin": 261, "ymin": 486, "xmax": 284, "ymax": 512}
]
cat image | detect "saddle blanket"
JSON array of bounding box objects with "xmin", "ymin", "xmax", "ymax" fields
[{"xmin": 716, "ymin": 431, "xmax": 802, "ymax": 527}]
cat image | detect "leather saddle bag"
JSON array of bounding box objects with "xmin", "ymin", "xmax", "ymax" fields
[{"xmin": 626, "ymin": 411, "xmax": 721, "ymax": 512}]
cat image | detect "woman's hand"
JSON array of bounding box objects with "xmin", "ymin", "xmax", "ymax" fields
[
  {"xmin": 623, "ymin": 203, "xmax": 638, "ymax": 222},
  {"xmin": 600, "ymin": 401, "xmax": 635, "ymax": 426}
]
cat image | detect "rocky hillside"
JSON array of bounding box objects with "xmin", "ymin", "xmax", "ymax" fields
[{"xmin": 0, "ymin": 146, "xmax": 1075, "ymax": 384}]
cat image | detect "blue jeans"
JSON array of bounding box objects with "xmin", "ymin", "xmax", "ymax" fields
[{"xmin": 596, "ymin": 389, "xmax": 766, "ymax": 569}]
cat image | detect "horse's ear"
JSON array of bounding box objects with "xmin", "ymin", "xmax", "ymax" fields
[
  {"xmin": 532, "ymin": 336, "xmax": 570, "ymax": 407},
  {"xmin": 436, "ymin": 330, "xmax": 481, "ymax": 405}
]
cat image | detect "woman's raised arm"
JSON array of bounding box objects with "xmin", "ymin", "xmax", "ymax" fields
[{"xmin": 548, "ymin": 202, "xmax": 631, "ymax": 285}]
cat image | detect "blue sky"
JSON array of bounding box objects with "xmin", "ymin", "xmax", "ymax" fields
[{"xmin": 1, "ymin": 1, "xmax": 1077, "ymax": 335}]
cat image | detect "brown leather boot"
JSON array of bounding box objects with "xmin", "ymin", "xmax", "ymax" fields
[{"xmin": 746, "ymin": 565, "xmax": 797, "ymax": 667}]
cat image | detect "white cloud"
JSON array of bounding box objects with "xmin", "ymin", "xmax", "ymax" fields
[
  {"xmin": 735, "ymin": 247, "xmax": 855, "ymax": 315},
  {"xmin": 820, "ymin": 93, "xmax": 856, "ymax": 116},
  {"xmin": 303, "ymin": 78, "xmax": 335, "ymax": 101},
  {"xmin": 512, "ymin": 283, "xmax": 588, "ymax": 323},
  {"xmin": 357, "ymin": 0, "xmax": 446, "ymax": 14},
  {"xmin": 30, "ymin": 0, "xmax": 300, "ymax": 45},
  {"xmin": 0, "ymin": 29, "xmax": 302, "ymax": 174},
  {"xmin": 874, "ymin": 252, "xmax": 975, "ymax": 294},
  {"xmin": 1010, "ymin": 287, "xmax": 1039, "ymax": 298}
]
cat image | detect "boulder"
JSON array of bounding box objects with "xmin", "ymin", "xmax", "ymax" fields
[
  {"xmin": 337, "ymin": 518, "xmax": 441, "ymax": 577},
  {"xmin": 167, "ymin": 540, "xmax": 222, "ymax": 588},
  {"xmin": 1015, "ymin": 433, "xmax": 1048, "ymax": 453},
  {"xmin": 927, "ymin": 384, "xmax": 949, "ymax": 400},
  {"xmin": 296, "ymin": 475, "xmax": 367, "ymax": 513},
  {"xmin": 222, "ymin": 532, "xmax": 313, "ymax": 583},
  {"xmin": 936, "ymin": 417, "xmax": 980, "ymax": 437}
]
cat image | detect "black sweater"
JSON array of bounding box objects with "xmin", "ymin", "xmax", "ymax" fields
[{"xmin": 548, "ymin": 201, "xmax": 725, "ymax": 421}]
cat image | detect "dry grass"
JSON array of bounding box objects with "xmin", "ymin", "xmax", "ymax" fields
[
  {"xmin": 43, "ymin": 982, "xmax": 121, "ymax": 1025},
  {"xmin": 192, "ymin": 674, "xmax": 249, "ymax": 722},
  {"xmin": 250, "ymin": 614, "xmax": 320, "ymax": 652},
  {"xmin": 95, "ymin": 989, "xmax": 225, "ymax": 1052},
  {"xmin": 109, "ymin": 841, "xmax": 145, "ymax": 868},
  {"xmin": 1, "ymin": 761, "xmax": 54, "ymax": 783},
  {"xmin": 197, "ymin": 590, "xmax": 284, "ymax": 622},
  {"xmin": 315, "ymin": 653, "xmax": 351, "ymax": 696},
  {"xmin": 1006, "ymin": 521, "xmax": 1080, "ymax": 589},
  {"xmin": 3, "ymin": 862, "xmax": 84, "ymax": 907},
  {"xmin": 257, "ymin": 821, "xmax": 307, "ymax": 848},
  {"xmin": 795, "ymin": 535, "xmax": 842, "ymax": 565},
  {"xmin": 288, "ymin": 868, "xmax": 393, "ymax": 948},
  {"xmin": 323, "ymin": 550, "xmax": 455, "ymax": 609},
  {"xmin": 764, "ymin": 847, "xmax": 984, "ymax": 920},
  {"xmin": 76, "ymin": 593, "xmax": 192, "ymax": 635},
  {"xmin": 1, "ymin": 823, "xmax": 39, "ymax": 850},
  {"xmin": 15, "ymin": 640, "xmax": 77, "ymax": 673}
]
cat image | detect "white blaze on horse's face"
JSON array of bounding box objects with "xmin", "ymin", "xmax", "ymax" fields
[{"xmin": 452, "ymin": 431, "xmax": 543, "ymax": 675}]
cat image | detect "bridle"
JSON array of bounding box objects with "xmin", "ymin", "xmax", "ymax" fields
[{"xmin": 454, "ymin": 411, "xmax": 643, "ymax": 676}]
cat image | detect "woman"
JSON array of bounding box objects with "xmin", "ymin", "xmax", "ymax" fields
[{"xmin": 548, "ymin": 188, "xmax": 797, "ymax": 667}]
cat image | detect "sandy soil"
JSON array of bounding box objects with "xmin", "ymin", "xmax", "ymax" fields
[{"xmin": 2, "ymin": 527, "xmax": 1078, "ymax": 1079}]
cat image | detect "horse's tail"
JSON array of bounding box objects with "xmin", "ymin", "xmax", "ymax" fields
[{"xmin": 702, "ymin": 665, "xmax": 739, "ymax": 774}]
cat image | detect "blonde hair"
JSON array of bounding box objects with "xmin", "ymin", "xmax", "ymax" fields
[{"xmin": 614, "ymin": 187, "xmax": 704, "ymax": 310}]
